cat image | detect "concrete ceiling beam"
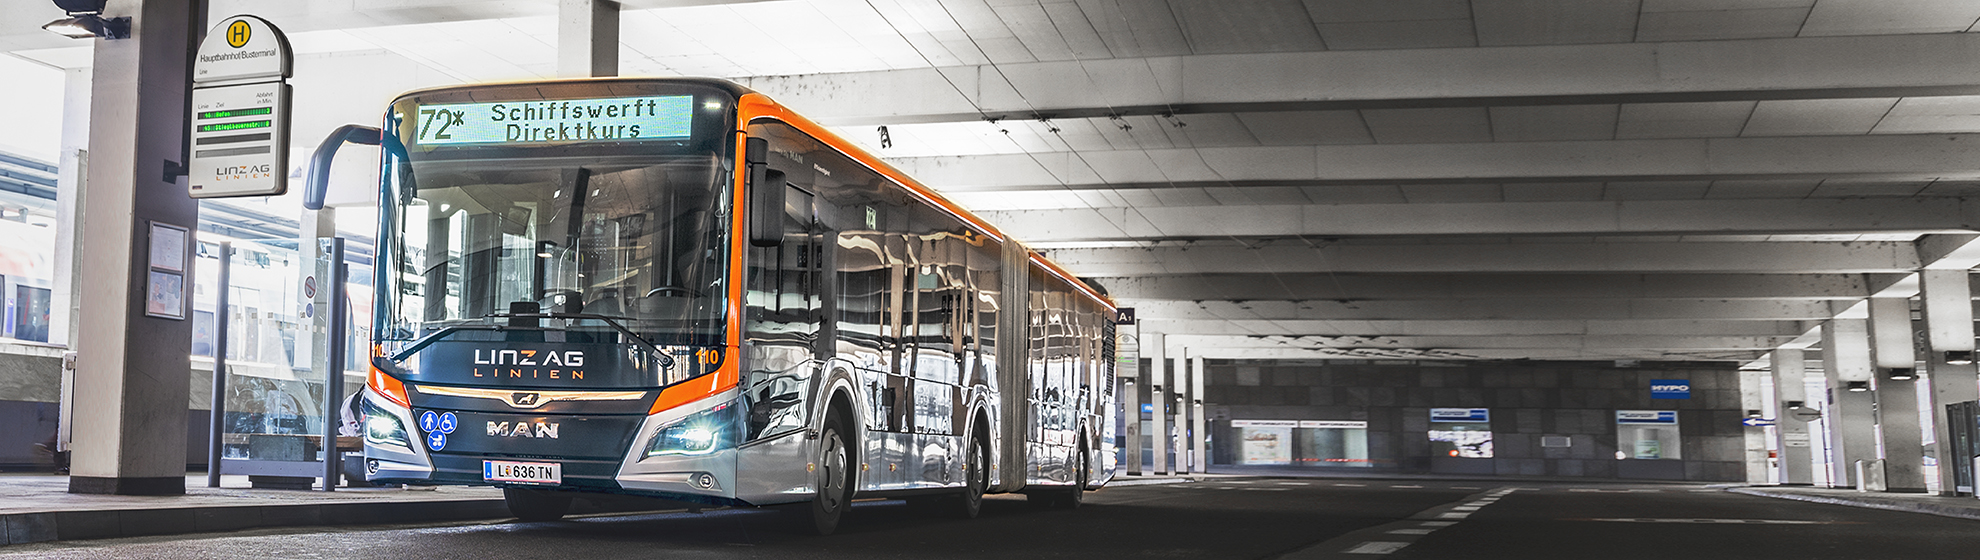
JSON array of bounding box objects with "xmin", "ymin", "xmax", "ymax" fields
[
  {"xmin": 1120, "ymin": 299, "xmax": 1853, "ymax": 321},
  {"xmin": 743, "ymin": 33, "xmax": 1980, "ymax": 125},
  {"xmin": 1158, "ymin": 334, "xmax": 1795, "ymax": 351},
  {"xmin": 1162, "ymin": 346, "xmax": 1758, "ymax": 362},
  {"xmin": 892, "ymin": 135, "xmax": 1980, "ymax": 191},
  {"xmin": 1135, "ymin": 318, "xmax": 1815, "ymax": 337},
  {"xmin": 1046, "ymin": 241, "xmax": 1921, "ymax": 275},
  {"xmin": 982, "ymin": 197, "xmax": 1972, "ymax": 241},
  {"xmin": 980, "ymin": 198, "xmax": 1978, "ymax": 241},
  {"xmin": 1092, "ymin": 272, "xmax": 1904, "ymax": 301}
]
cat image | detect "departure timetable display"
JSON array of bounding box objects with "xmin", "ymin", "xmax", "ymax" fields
[{"xmin": 413, "ymin": 95, "xmax": 695, "ymax": 145}]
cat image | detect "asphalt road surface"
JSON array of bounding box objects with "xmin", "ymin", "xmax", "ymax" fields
[{"xmin": 8, "ymin": 478, "xmax": 1980, "ymax": 559}]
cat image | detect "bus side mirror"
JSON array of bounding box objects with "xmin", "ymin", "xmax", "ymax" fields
[
  {"xmin": 750, "ymin": 169, "xmax": 786, "ymax": 247},
  {"xmin": 745, "ymin": 137, "xmax": 784, "ymax": 247}
]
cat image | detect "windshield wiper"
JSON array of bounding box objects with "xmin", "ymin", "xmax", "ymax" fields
[
  {"xmin": 391, "ymin": 312, "xmax": 675, "ymax": 369},
  {"xmin": 491, "ymin": 311, "xmax": 676, "ymax": 368}
]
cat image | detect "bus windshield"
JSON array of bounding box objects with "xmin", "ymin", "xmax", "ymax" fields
[{"xmin": 376, "ymin": 152, "xmax": 731, "ymax": 347}]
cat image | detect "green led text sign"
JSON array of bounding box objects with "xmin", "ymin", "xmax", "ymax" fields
[
  {"xmin": 199, "ymin": 120, "xmax": 272, "ymax": 133},
  {"xmin": 414, "ymin": 95, "xmax": 694, "ymax": 145},
  {"xmin": 199, "ymin": 107, "xmax": 273, "ymax": 119}
]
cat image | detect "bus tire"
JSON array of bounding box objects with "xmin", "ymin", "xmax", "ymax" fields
[
  {"xmin": 503, "ymin": 487, "xmax": 573, "ymax": 522},
  {"xmin": 806, "ymin": 415, "xmax": 854, "ymax": 535},
  {"xmin": 954, "ymin": 430, "xmax": 986, "ymax": 519},
  {"xmin": 1056, "ymin": 444, "xmax": 1087, "ymax": 510}
]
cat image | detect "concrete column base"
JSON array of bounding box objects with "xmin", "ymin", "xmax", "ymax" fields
[{"xmin": 69, "ymin": 476, "xmax": 185, "ymax": 496}]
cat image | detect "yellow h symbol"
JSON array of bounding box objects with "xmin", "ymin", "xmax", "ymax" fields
[{"xmin": 226, "ymin": 20, "xmax": 251, "ymax": 48}]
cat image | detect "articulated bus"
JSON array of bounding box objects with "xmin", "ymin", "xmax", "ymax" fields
[{"xmin": 357, "ymin": 78, "xmax": 1118, "ymax": 534}]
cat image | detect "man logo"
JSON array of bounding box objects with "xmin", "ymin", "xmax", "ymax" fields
[
  {"xmin": 488, "ymin": 421, "xmax": 560, "ymax": 439},
  {"xmin": 511, "ymin": 392, "xmax": 540, "ymax": 407}
]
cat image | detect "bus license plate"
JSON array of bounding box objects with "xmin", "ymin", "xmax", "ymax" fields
[{"xmin": 484, "ymin": 460, "xmax": 561, "ymax": 485}]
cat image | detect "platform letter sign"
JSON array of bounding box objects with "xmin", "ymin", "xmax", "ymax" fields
[
  {"xmin": 1616, "ymin": 410, "xmax": 1678, "ymax": 425},
  {"xmin": 1430, "ymin": 408, "xmax": 1490, "ymax": 422},
  {"xmin": 1650, "ymin": 379, "xmax": 1691, "ymax": 399},
  {"xmin": 188, "ymin": 15, "xmax": 294, "ymax": 198}
]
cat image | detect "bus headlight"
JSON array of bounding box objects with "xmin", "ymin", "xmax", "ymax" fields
[
  {"xmin": 363, "ymin": 402, "xmax": 411, "ymax": 448},
  {"xmin": 646, "ymin": 399, "xmax": 740, "ymax": 457}
]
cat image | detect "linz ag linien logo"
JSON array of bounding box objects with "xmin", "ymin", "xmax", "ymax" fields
[
  {"xmin": 472, "ymin": 349, "xmax": 586, "ymax": 380},
  {"xmin": 1650, "ymin": 379, "xmax": 1691, "ymax": 399},
  {"xmin": 488, "ymin": 420, "xmax": 560, "ymax": 439}
]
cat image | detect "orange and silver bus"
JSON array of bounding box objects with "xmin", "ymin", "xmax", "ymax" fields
[{"xmin": 354, "ymin": 78, "xmax": 1118, "ymax": 533}]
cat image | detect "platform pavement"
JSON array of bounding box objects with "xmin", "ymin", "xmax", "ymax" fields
[
  {"xmin": 0, "ymin": 471, "xmax": 1204, "ymax": 547},
  {"xmin": 1, "ymin": 473, "xmax": 532, "ymax": 546},
  {"xmin": 1729, "ymin": 485, "xmax": 1980, "ymax": 522},
  {"xmin": 25, "ymin": 469, "xmax": 1969, "ymax": 547}
]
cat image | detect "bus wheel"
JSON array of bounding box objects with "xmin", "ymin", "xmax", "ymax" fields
[
  {"xmin": 806, "ymin": 417, "xmax": 853, "ymax": 535},
  {"xmin": 504, "ymin": 487, "xmax": 573, "ymax": 522},
  {"xmin": 954, "ymin": 432, "xmax": 986, "ymax": 519},
  {"xmin": 1056, "ymin": 446, "xmax": 1087, "ymax": 510}
]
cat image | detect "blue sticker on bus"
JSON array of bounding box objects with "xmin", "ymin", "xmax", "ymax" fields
[
  {"xmin": 419, "ymin": 410, "xmax": 439, "ymax": 432},
  {"xmin": 427, "ymin": 431, "xmax": 448, "ymax": 451},
  {"xmin": 438, "ymin": 412, "xmax": 458, "ymax": 434}
]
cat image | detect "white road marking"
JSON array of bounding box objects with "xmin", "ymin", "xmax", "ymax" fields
[
  {"xmin": 1420, "ymin": 521, "xmax": 1457, "ymax": 527},
  {"xmin": 1335, "ymin": 483, "xmax": 1366, "ymax": 487},
  {"xmin": 1438, "ymin": 512, "xmax": 1471, "ymax": 519},
  {"xmin": 1583, "ymin": 518, "xmax": 1834, "ymax": 525},
  {"xmin": 1569, "ymin": 488, "xmax": 1661, "ymax": 493},
  {"xmin": 1344, "ymin": 541, "xmax": 1411, "ymax": 554},
  {"xmin": 1278, "ymin": 482, "xmax": 1311, "ymax": 486},
  {"xmin": 1387, "ymin": 528, "xmax": 1437, "ymax": 535},
  {"xmin": 1244, "ymin": 487, "xmax": 1291, "ymax": 491},
  {"xmin": 1451, "ymin": 506, "xmax": 1480, "ymax": 511},
  {"xmin": 1453, "ymin": 486, "xmax": 1480, "ymax": 490}
]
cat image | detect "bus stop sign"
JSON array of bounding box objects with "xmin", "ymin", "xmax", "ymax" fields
[{"xmin": 188, "ymin": 15, "xmax": 294, "ymax": 199}]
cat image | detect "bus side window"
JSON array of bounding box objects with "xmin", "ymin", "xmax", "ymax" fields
[{"xmin": 741, "ymin": 122, "xmax": 829, "ymax": 442}]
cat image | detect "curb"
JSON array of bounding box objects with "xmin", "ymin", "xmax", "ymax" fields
[
  {"xmin": 2, "ymin": 498, "xmax": 514, "ymax": 546},
  {"xmin": 1106, "ymin": 477, "xmax": 1203, "ymax": 487},
  {"xmin": 1727, "ymin": 487, "xmax": 1980, "ymax": 522}
]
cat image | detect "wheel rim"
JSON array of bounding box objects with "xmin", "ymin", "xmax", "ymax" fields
[
  {"xmin": 820, "ymin": 429, "xmax": 848, "ymax": 512},
  {"xmin": 968, "ymin": 438, "xmax": 984, "ymax": 498}
]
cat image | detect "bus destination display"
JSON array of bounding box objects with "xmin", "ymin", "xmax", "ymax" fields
[{"xmin": 414, "ymin": 95, "xmax": 694, "ymax": 145}]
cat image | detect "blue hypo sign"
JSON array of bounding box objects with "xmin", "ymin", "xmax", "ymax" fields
[{"xmin": 1650, "ymin": 379, "xmax": 1691, "ymax": 399}]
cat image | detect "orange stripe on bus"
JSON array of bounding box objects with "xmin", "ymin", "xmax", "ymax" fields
[{"xmin": 734, "ymin": 93, "xmax": 1114, "ymax": 311}]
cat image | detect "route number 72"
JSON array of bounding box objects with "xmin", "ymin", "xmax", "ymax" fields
[{"xmin": 419, "ymin": 108, "xmax": 464, "ymax": 140}]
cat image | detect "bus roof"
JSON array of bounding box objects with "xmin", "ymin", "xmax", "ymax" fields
[{"xmin": 385, "ymin": 77, "xmax": 1114, "ymax": 310}]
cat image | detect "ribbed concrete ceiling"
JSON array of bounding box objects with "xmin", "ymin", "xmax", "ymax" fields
[{"xmin": 8, "ymin": 0, "xmax": 1980, "ymax": 362}]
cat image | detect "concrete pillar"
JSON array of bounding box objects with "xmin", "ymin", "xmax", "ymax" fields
[
  {"xmin": 1821, "ymin": 319, "xmax": 1878, "ymax": 488},
  {"xmin": 1122, "ymin": 367, "xmax": 1141, "ymax": 476},
  {"xmin": 1145, "ymin": 332, "xmax": 1165, "ymax": 475},
  {"xmin": 52, "ymin": 67, "xmax": 92, "ymax": 458},
  {"xmin": 1191, "ymin": 355, "xmax": 1207, "ymax": 474},
  {"xmin": 1168, "ymin": 355, "xmax": 1184, "ymax": 474},
  {"xmin": 1868, "ymin": 297, "xmax": 1927, "ymax": 492},
  {"xmin": 69, "ymin": 0, "xmax": 200, "ymax": 495},
  {"xmin": 558, "ymin": 0, "xmax": 619, "ymax": 78},
  {"xmin": 1921, "ymin": 269, "xmax": 1978, "ymax": 495},
  {"xmin": 1739, "ymin": 368, "xmax": 1770, "ymax": 484},
  {"xmin": 52, "ymin": 67, "xmax": 92, "ymax": 349},
  {"xmin": 1171, "ymin": 352, "xmax": 1186, "ymax": 474},
  {"xmin": 1772, "ymin": 349, "xmax": 1814, "ymax": 485}
]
